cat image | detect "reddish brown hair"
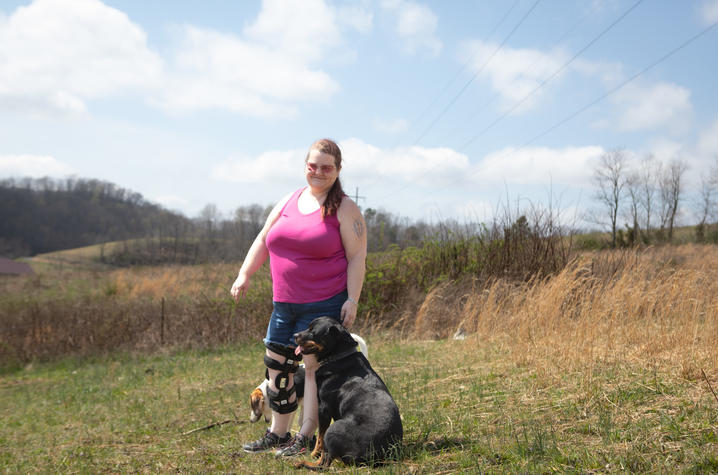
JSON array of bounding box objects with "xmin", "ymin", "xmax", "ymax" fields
[{"xmin": 307, "ymin": 138, "xmax": 346, "ymax": 218}]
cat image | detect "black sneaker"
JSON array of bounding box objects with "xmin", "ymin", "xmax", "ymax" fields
[
  {"xmin": 275, "ymin": 433, "xmax": 316, "ymax": 457},
  {"xmin": 242, "ymin": 429, "xmax": 292, "ymax": 453}
]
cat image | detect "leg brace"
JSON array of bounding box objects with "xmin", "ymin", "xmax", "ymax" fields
[{"xmin": 264, "ymin": 342, "xmax": 302, "ymax": 414}]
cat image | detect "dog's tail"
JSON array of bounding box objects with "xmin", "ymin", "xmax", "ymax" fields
[{"xmin": 350, "ymin": 333, "xmax": 369, "ymax": 360}]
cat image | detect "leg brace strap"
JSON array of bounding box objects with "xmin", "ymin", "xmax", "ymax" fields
[
  {"xmin": 266, "ymin": 384, "xmax": 298, "ymax": 414},
  {"xmin": 264, "ymin": 342, "xmax": 301, "ymax": 414}
]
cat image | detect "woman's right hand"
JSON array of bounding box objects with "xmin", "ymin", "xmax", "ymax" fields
[{"xmin": 230, "ymin": 274, "xmax": 250, "ymax": 302}]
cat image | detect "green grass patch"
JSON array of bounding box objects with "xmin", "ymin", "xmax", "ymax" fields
[{"xmin": 2, "ymin": 338, "xmax": 717, "ymax": 473}]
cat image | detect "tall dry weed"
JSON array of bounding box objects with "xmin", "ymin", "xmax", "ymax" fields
[{"xmin": 410, "ymin": 244, "xmax": 718, "ymax": 380}]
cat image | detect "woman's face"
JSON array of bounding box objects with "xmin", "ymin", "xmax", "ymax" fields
[{"xmin": 305, "ymin": 148, "xmax": 339, "ymax": 193}]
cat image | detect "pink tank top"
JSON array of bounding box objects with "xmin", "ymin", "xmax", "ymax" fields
[{"xmin": 265, "ymin": 188, "xmax": 347, "ymax": 303}]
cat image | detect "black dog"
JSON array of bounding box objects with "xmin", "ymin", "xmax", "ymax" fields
[{"xmin": 293, "ymin": 317, "xmax": 403, "ymax": 468}]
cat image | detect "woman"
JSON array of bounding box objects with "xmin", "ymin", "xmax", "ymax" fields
[{"xmin": 230, "ymin": 138, "xmax": 367, "ymax": 457}]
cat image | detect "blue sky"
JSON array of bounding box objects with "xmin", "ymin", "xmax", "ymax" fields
[{"xmin": 1, "ymin": 0, "xmax": 717, "ymax": 225}]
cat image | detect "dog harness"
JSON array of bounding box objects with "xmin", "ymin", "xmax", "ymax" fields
[{"xmin": 264, "ymin": 342, "xmax": 301, "ymax": 414}]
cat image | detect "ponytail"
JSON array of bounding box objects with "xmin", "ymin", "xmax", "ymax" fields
[{"xmin": 323, "ymin": 177, "xmax": 345, "ymax": 218}]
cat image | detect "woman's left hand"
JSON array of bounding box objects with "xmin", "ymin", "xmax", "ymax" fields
[
  {"xmin": 340, "ymin": 299, "xmax": 357, "ymax": 329},
  {"xmin": 302, "ymin": 353, "xmax": 320, "ymax": 372}
]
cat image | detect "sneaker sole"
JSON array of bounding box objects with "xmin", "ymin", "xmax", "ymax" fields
[
  {"xmin": 244, "ymin": 443, "xmax": 290, "ymax": 453},
  {"xmin": 276, "ymin": 447, "xmax": 308, "ymax": 457}
]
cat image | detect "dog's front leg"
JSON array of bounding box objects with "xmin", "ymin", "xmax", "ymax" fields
[
  {"xmin": 295, "ymin": 422, "xmax": 332, "ymax": 471},
  {"xmin": 311, "ymin": 428, "xmax": 325, "ymax": 459},
  {"xmin": 311, "ymin": 398, "xmax": 332, "ymax": 459},
  {"xmin": 311, "ymin": 416, "xmax": 330, "ymax": 459},
  {"xmin": 315, "ymin": 449, "xmax": 333, "ymax": 468}
]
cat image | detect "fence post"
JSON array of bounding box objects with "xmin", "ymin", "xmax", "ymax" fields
[{"xmin": 161, "ymin": 296, "xmax": 165, "ymax": 345}]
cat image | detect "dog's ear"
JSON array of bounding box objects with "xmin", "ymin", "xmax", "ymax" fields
[
  {"xmin": 338, "ymin": 325, "xmax": 358, "ymax": 349},
  {"xmin": 324, "ymin": 320, "xmax": 356, "ymax": 352}
]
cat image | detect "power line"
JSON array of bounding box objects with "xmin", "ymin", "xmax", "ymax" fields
[
  {"xmin": 419, "ymin": 19, "xmax": 718, "ymax": 208},
  {"xmin": 399, "ymin": 0, "xmax": 521, "ymax": 143},
  {"xmin": 438, "ymin": 0, "xmax": 603, "ymax": 145},
  {"xmin": 361, "ymin": 1, "xmax": 526, "ymax": 203},
  {"xmin": 369, "ymin": 1, "xmax": 543, "ymax": 207},
  {"xmin": 457, "ymin": 0, "xmax": 644, "ymax": 152},
  {"xmin": 410, "ymin": 0, "xmax": 542, "ymax": 147},
  {"xmin": 377, "ymin": 0, "xmax": 641, "ymax": 205}
]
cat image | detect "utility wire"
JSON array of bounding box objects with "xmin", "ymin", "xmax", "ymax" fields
[
  {"xmin": 458, "ymin": 0, "xmax": 644, "ymax": 152},
  {"xmin": 362, "ymin": 1, "xmax": 522, "ymax": 201},
  {"xmin": 438, "ymin": 0, "xmax": 601, "ymax": 145},
  {"xmin": 369, "ymin": 0, "xmax": 542, "ymax": 207},
  {"xmin": 419, "ymin": 19, "xmax": 718, "ymax": 208},
  {"xmin": 377, "ymin": 0, "xmax": 640, "ymax": 204},
  {"xmin": 400, "ymin": 0, "xmax": 521, "ymax": 142},
  {"xmin": 411, "ymin": 0, "xmax": 542, "ymax": 147}
]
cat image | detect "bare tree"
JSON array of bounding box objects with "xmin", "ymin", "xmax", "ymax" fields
[
  {"xmin": 696, "ymin": 158, "xmax": 718, "ymax": 241},
  {"xmin": 624, "ymin": 170, "xmax": 641, "ymax": 244},
  {"xmin": 658, "ymin": 158, "xmax": 688, "ymax": 242},
  {"xmin": 199, "ymin": 203, "xmax": 221, "ymax": 236},
  {"xmin": 637, "ymin": 154, "xmax": 659, "ymax": 239},
  {"xmin": 592, "ymin": 149, "xmax": 628, "ymax": 247},
  {"xmin": 696, "ymin": 175, "xmax": 716, "ymax": 242}
]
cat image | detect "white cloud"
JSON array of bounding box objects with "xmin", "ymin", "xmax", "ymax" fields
[
  {"xmin": 339, "ymin": 138, "xmax": 470, "ymax": 186},
  {"xmin": 157, "ymin": 25, "xmax": 339, "ymax": 117},
  {"xmin": 698, "ymin": 118, "xmax": 718, "ymax": 157},
  {"xmin": 336, "ymin": 2, "xmax": 374, "ymax": 33},
  {"xmin": 155, "ymin": 0, "xmax": 353, "ymax": 116},
  {"xmin": 211, "ymin": 141, "xmax": 607, "ymax": 198},
  {"xmin": 699, "ymin": 0, "xmax": 718, "ymax": 25},
  {"xmin": 646, "ymin": 138, "xmax": 684, "ymax": 163},
  {"xmin": 0, "ymin": 0, "xmax": 162, "ymax": 116},
  {"xmin": 210, "ymin": 148, "xmax": 306, "ymax": 184},
  {"xmin": 373, "ymin": 117, "xmax": 409, "ymax": 134},
  {"xmin": 206, "ymin": 140, "xmax": 614, "ymax": 223},
  {"xmin": 381, "ymin": 0, "xmax": 442, "ymax": 56},
  {"xmin": 475, "ymin": 146, "xmax": 605, "ymax": 186},
  {"xmin": 460, "ymin": 40, "xmax": 568, "ymax": 113},
  {"xmin": 211, "ymin": 138, "xmax": 471, "ymax": 189},
  {"xmin": 612, "ymin": 82, "xmax": 692, "ymax": 133},
  {"xmin": 1, "ymin": 0, "xmax": 351, "ymax": 118},
  {"xmin": 0, "ymin": 154, "xmax": 74, "ymax": 177},
  {"xmin": 572, "ymin": 58, "xmax": 625, "ymax": 88},
  {"xmin": 243, "ymin": 0, "xmax": 341, "ymax": 63}
]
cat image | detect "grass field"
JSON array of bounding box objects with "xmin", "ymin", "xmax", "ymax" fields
[
  {"xmin": 3, "ymin": 242, "xmax": 718, "ymax": 472},
  {"xmin": 21, "ymin": 242, "xmax": 124, "ymax": 273},
  {"xmin": 2, "ymin": 335, "xmax": 717, "ymax": 473}
]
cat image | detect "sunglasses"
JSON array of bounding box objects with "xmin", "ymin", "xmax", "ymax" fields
[{"xmin": 306, "ymin": 162, "xmax": 337, "ymax": 174}]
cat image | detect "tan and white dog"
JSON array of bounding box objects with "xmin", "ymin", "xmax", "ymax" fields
[{"xmin": 248, "ymin": 333, "xmax": 368, "ymax": 428}]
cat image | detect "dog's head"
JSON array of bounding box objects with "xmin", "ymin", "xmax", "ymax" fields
[
  {"xmin": 249, "ymin": 380, "xmax": 271, "ymax": 423},
  {"xmin": 294, "ymin": 316, "xmax": 357, "ymax": 360}
]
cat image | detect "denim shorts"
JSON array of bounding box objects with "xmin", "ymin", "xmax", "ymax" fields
[{"xmin": 264, "ymin": 290, "xmax": 347, "ymax": 348}]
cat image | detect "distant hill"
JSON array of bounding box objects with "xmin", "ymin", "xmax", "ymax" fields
[{"xmin": 0, "ymin": 177, "xmax": 191, "ymax": 258}]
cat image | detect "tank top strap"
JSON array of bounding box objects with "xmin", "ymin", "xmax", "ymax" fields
[{"xmin": 279, "ymin": 187, "xmax": 305, "ymax": 217}]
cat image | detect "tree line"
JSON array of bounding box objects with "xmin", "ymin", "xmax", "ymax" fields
[
  {"xmin": 591, "ymin": 151, "xmax": 718, "ymax": 247},
  {"xmin": 0, "ymin": 177, "xmax": 191, "ymax": 258},
  {"xmin": 0, "ymin": 177, "xmax": 434, "ymax": 263},
  {"xmin": 4, "ymin": 161, "xmax": 716, "ymax": 263}
]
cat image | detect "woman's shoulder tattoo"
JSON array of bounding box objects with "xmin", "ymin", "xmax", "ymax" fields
[{"xmin": 352, "ymin": 218, "xmax": 365, "ymax": 238}]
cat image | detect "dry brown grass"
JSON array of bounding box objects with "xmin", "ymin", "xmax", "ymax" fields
[
  {"xmin": 407, "ymin": 244, "xmax": 718, "ymax": 381},
  {"xmin": 5, "ymin": 243, "xmax": 717, "ymax": 388},
  {"xmin": 0, "ymin": 262, "xmax": 274, "ymax": 364}
]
